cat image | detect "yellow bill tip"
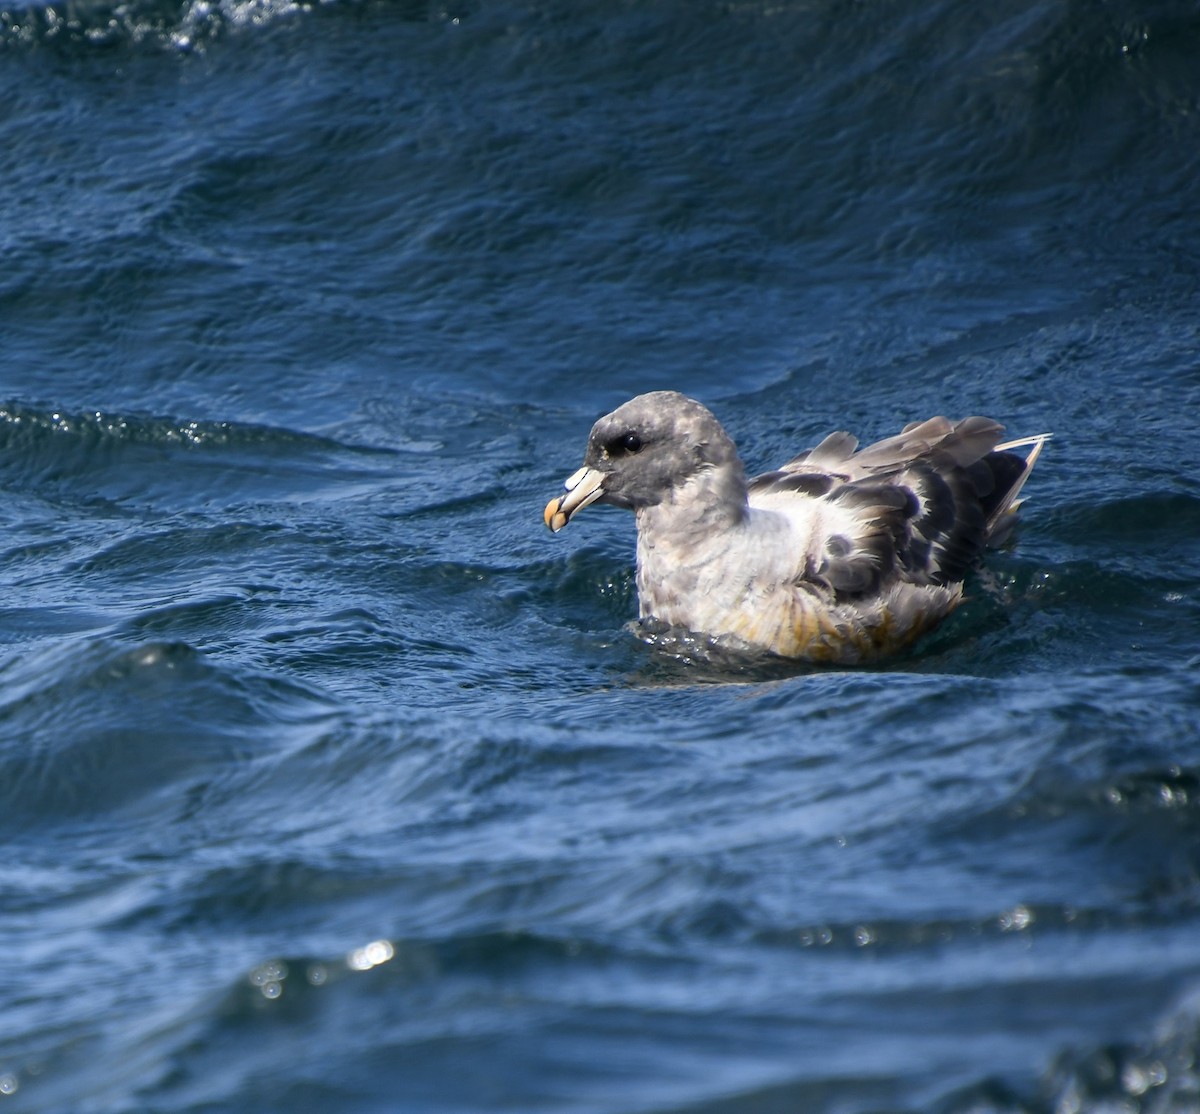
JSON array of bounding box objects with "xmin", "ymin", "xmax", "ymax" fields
[{"xmin": 543, "ymin": 497, "xmax": 569, "ymax": 532}]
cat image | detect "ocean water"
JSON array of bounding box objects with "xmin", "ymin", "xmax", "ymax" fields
[{"xmin": 2, "ymin": 1, "xmax": 1199, "ymax": 1111}]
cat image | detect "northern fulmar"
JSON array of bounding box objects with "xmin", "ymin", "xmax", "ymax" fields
[{"xmin": 543, "ymin": 391, "xmax": 1049, "ymax": 663}]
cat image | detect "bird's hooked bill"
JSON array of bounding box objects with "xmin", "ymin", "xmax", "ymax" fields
[{"xmin": 544, "ymin": 466, "xmax": 606, "ymax": 532}]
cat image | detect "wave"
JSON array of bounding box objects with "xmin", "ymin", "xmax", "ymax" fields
[
  {"xmin": 1, "ymin": 0, "xmax": 331, "ymax": 51},
  {"xmin": 0, "ymin": 400, "xmax": 402, "ymax": 516},
  {"xmin": 0, "ymin": 637, "xmax": 340, "ymax": 838},
  {"xmin": 0, "ymin": 399, "xmax": 373, "ymax": 453},
  {"xmin": 0, "ymin": 0, "xmax": 463, "ymax": 51},
  {"xmin": 0, "ymin": 0, "xmax": 299, "ymax": 51},
  {"xmin": 939, "ymin": 987, "xmax": 1200, "ymax": 1114}
]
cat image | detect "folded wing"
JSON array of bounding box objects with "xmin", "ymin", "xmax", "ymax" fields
[{"xmin": 747, "ymin": 416, "xmax": 1050, "ymax": 600}]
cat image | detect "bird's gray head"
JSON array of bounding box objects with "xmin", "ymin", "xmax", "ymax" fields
[{"xmin": 544, "ymin": 391, "xmax": 746, "ymax": 531}]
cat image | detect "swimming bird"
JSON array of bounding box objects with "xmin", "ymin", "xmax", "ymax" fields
[{"xmin": 543, "ymin": 391, "xmax": 1049, "ymax": 663}]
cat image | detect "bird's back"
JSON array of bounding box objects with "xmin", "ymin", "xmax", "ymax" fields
[{"xmin": 747, "ymin": 416, "xmax": 1049, "ymax": 600}]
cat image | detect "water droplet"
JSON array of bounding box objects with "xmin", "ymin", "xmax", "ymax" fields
[
  {"xmin": 348, "ymin": 939, "xmax": 395, "ymax": 971},
  {"xmin": 306, "ymin": 964, "xmax": 328, "ymax": 986},
  {"xmin": 250, "ymin": 960, "xmax": 288, "ymax": 986},
  {"xmin": 999, "ymin": 904, "xmax": 1033, "ymax": 932},
  {"xmin": 1122, "ymin": 1062, "xmax": 1149, "ymax": 1095}
]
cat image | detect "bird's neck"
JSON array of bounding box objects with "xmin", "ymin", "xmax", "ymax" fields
[
  {"xmin": 635, "ymin": 461, "xmax": 748, "ymax": 541},
  {"xmin": 632, "ymin": 462, "xmax": 770, "ymax": 633}
]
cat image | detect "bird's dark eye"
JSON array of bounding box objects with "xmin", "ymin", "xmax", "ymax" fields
[{"xmin": 603, "ymin": 429, "xmax": 644, "ymax": 457}]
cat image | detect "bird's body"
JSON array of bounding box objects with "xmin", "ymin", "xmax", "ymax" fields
[{"xmin": 544, "ymin": 391, "xmax": 1049, "ymax": 663}]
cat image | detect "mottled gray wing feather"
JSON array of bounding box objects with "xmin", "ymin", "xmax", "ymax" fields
[
  {"xmin": 748, "ymin": 416, "xmax": 1039, "ymax": 599},
  {"xmin": 777, "ymin": 430, "xmax": 858, "ymax": 474}
]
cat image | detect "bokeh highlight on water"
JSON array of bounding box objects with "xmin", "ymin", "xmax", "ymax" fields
[{"xmin": 1, "ymin": 1, "xmax": 1199, "ymax": 1111}]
